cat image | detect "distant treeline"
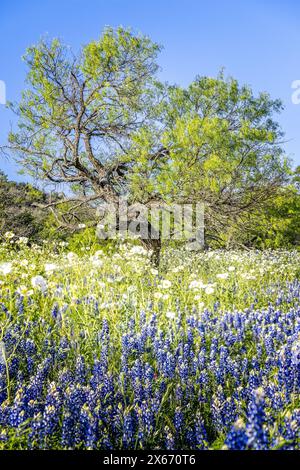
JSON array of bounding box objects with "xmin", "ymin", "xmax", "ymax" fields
[{"xmin": 0, "ymin": 171, "xmax": 58, "ymax": 241}]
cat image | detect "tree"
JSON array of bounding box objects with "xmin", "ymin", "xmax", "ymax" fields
[
  {"xmin": 3, "ymin": 27, "xmax": 166, "ymax": 263},
  {"xmin": 2, "ymin": 28, "xmax": 290, "ymax": 263},
  {"xmin": 128, "ymin": 73, "xmax": 290, "ymax": 247}
]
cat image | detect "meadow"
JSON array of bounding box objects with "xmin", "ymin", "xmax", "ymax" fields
[{"xmin": 0, "ymin": 233, "xmax": 299, "ymax": 449}]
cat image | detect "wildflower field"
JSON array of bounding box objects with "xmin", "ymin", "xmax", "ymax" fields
[{"xmin": 0, "ymin": 235, "xmax": 300, "ymax": 450}]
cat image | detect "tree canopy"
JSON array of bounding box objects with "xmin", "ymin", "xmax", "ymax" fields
[{"xmin": 2, "ymin": 27, "xmax": 292, "ymax": 260}]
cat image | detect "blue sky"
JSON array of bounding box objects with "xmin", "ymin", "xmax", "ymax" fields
[{"xmin": 1, "ymin": 0, "xmax": 300, "ymax": 182}]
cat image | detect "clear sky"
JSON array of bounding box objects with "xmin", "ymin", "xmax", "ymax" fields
[{"xmin": 1, "ymin": 0, "xmax": 300, "ymax": 182}]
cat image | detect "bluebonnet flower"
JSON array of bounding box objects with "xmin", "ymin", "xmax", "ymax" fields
[
  {"xmin": 51, "ymin": 303, "xmax": 61, "ymax": 322},
  {"xmin": 192, "ymin": 413, "xmax": 208, "ymax": 449},
  {"xmin": 211, "ymin": 387, "xmax": 226, "ymax": 434},
  {"xmin": 26, "ymin": 357, "xmax": 52, "ymax": 401},
  {"xmin": 1, "ymin": 279, "xmax": 300, "ymax": 450},
  {"xmin": 245, "ymin": 388, "xmax": 269, "ymax": 450},
  {"xmin": 138, "ymin": 401, "xmax": 154, "ymax": 443},
  {"xmin": 76, "ymin": 403, "xmax": 97, "ymax": 449},
  {"xmin": 164, "ymin": 351, "xmax": 176, "ymax": 379},
  {"xmin": 277, "ymin": 412, "xmax": 299, "ymax": 449},
  {"xmin": 122, "ymin": 410, "xmax": 136, "ymax": 449},
  {"xmin": 61, "ymin": 409, "xmax": 75, "ymax": 448},
  {"xmin": 144, "ymin": 363, "xmax": 154, "ymax": 399},
  {"xmin": 225, "ymin": 418, "xmax": 248, "ymax": 450},
  {"xmin": 8, "ymin": 387, "xmax": 26, "ymax": 428},
  {"xmin": 27, "ymin": 412, "xmax": 43, "ymax": 449},
  {"xmin": 164, "ymin": 426, "xmax": 175, "ymax": 450},
  {"xmin": 177, "ymin": 355, "xmax": 189, "ymax": 381},
  {"xmin": 16, "ymin": 295, "xmax": 24, "ymax": 316},
  {"xmin": 57, "ymin": 337, "xmax": 70, "ymax": 361},
  {"xmin": 75, "ymin": 355, "xmax": 87, "ymax": 385},
  {"xmin": 37, "ymin": 383, "xmax": 62, "ymax": 447},
  {"xmin": 0, "ymin": 303, "xmax": 10, "ymax": 319},
  {"xmin": 8, "ymin": 356, "xmax": 19, "ymax": 379},
  {"xmin": 174, "ymin": 407, "xmax": 184, "ymax": 437}
]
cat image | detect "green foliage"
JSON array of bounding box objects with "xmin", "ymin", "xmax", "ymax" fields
[
  {"xmin": 130, "ymin": 73, "xmax": 289, "ymax": 206},
  {"xmin": 3, "ymin": 28, "xmax": 297, "ymax": 251},
  {"xmin": 67, "ymin": 227, "xmax": 110, "ymax": 254},
  {"xmin": 0, "ymin": 171, "xmax": 48, "ymax": 240},
  {"xmin": 8, "ymin": 27, "xmax": 161, "ymax": 183},
  {"xmin": 248, "ymin": 188, "xmax": 300, "ymax": 249}
]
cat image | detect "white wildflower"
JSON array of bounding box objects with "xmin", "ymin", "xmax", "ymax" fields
[
  {"xmin": 4, "ymin": 231, "xmax": 14, "ymax": 240},
  {"xmin": 189, "ymin": 280, "xmax": 204, "ymax": 290},
  {"xmin": 16, "ymin": 285, "xmax": 33, "ymax": 297},
  {"xmin": 216, "ymin": 273, "xmax": 229, "ymax": 280},
  {"xmin": 0, "ymin": 262, "xmax": 13, "ymax": 275},
  {"xmin": 166, "ymin": 311, "xmax": 176, "ymax": 319},
  {"xmin": 150, "ymin": 268, "xmax": 159, "ymax": 276},
  {"xmin": 20, "ymin": 259, "xmax": 29, "ymax": 267},
  {"xmin": 130, "ymin": 246, "xmax": 148, "ymax": 256},
  {"xmin": 205, "ymin": 286, "xmax": 215, "ymax": 295},
  {"xmin": 17, "ymin": 237, "xmax": 28, "ymax": 245},
  {"xmin": 172, "ymin": 265, "xmax": 184, "ymax": 273},
  {"xmin": 44, "ymin": 263, "xmax": 58, "ymax": 273},
  {"xmin": 159, "ymin": 280, "xmax": 172, "ymax": 289},
  {"xmin": 91, "ymin": 256, "xmax": 103, "ymax": 268},
  {"xmin": 66, "ymin": 252, "xmax": 77, "ymax": 262}
]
